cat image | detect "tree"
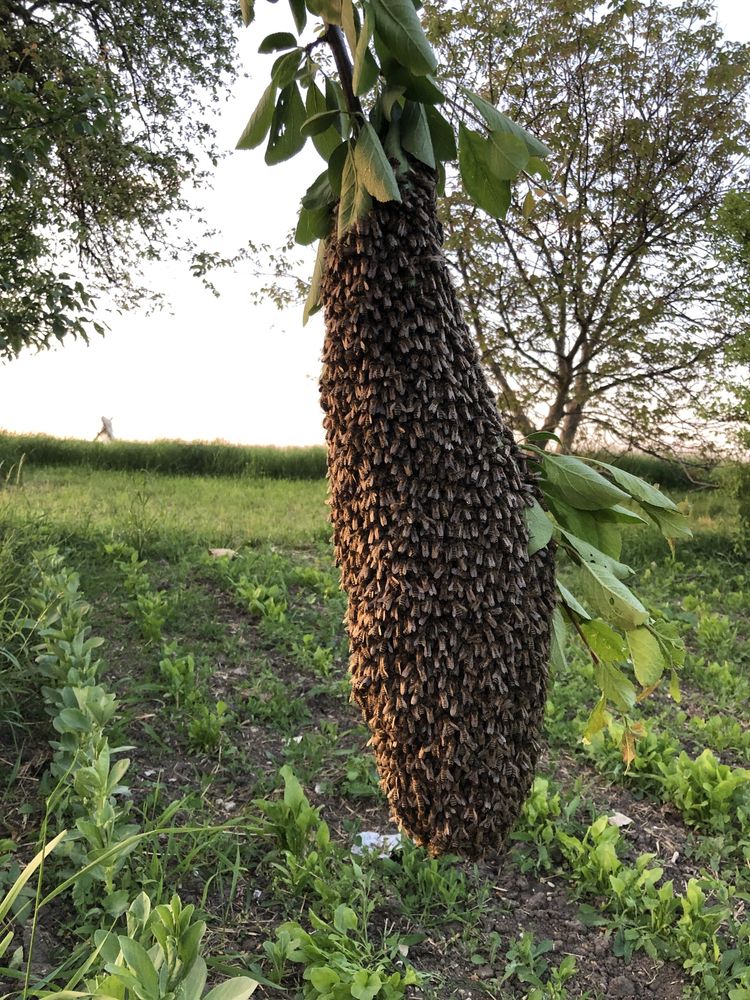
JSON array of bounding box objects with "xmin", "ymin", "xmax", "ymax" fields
[
  {"xmin": 238, "ymin": 0, "xmax": 688, "ymax": 856},
  {"xmin": 0, "ymin": 0, "xmax": 237, "ymax": 360},
  {"xmin": 424, "ymin": 0, "xmax": 750, "ymax": 453},
  {"xmin": 710, "ymin": 189, "xmax": 750, "ymax": 441}
]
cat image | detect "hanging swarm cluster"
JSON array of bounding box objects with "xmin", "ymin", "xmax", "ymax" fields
[{"xmin": 319, "ymin": 170, "xmax": 557, "ymax": 859}]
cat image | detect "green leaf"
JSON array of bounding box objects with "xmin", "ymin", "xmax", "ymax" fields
[
  {"xmin": 458, "ymin": 124, "xmax": 510, "ymax": 218},
  {"xmin": 383, "ymin": 118, "xmax": 408, "ymax": 174},
  {"xmin": 527, "ymin": 155, "xmax": 552, "ymax": 180},
  {"xmin": 296, "ymin": 204, "xmax": 332, "ymax": 245},
  {"xmin": 669, "ymin": 669, "xmax": 681, "ymax": 704},
  {"xmin": 488, "ymin": 130, "xmax": 530, "ymax": 180},
  {"xmin": 334, "ymin": 149, "xmax": 371, "ymax": 235},
  {"xmin": 305, "ymin": 83, "xmax": 343, "ymax": 160},
  {"xmin": 203, "ymin": 977, "xmax": 259, "ymax": 1000},
  {"xmin": 353, "ymin": 11, "xmax": 380, "ymax": 96},
  {"xmin": 354, "ymin": 123, "xmax": 401, "ymax": 202},
  {"xmin": 337, "ymin": 145, "xmax": 358, "ymax": 236},
  {"xmin": 55, "ymin": 707, "xmax": 91, "ymax": 732},
  {"xmin": 400, "ymin": 101, "xmax": 435, "ymax": 168},
  {"xmin": 280, "ymin": 765, "xmax": 305, "ymax": 809},
  {"xmin": 303, "ymin": 239, "xmax": 326, "ymax": 325},
  {"xmin": 258, "ymin": 32, "xmax": 298, "ymax": 54},
  {"xmin": 594, "ymin": 661, "xmax": 637, "ymax": 711},
  {"xmin": 425, "ymin": 105, "xmax": 456, "ymax": 160},
  {"xmin": 627, "ymin": 627, "xmax": 666, "ymax": 687},
  {"xmin": 240, "ymin": 0, "xmax": 254, "ymax": 26},
  {"xmin": 0, "ymin": 830, "xmax": 66, "ymax": 925},
  {"xmin": 640, "ymin": 503, "xmax": 692, "ymax": 543},
  {"xmin": 301, "ymin": 169, "xmax": 334, "ymax": 211},
  {"xmin": 370, "ymin": 0, "xmax": 438, "ymax": 76},
  {"xmin": 301, "ymin": 110, "xmax": 343, "ymax": 137},
  {"xmin": 604, "ymin": 504, "xmax": 648, "ymax": 525},
  {"xmin": 236, "ymin": 84, "xmax": 277, "ymax": 151},
  {"xmin": 265, "ymin": 83, "xmax": 307, "ymax": 165},
  {"xmin": 341, "ymin": 0, "xmax": 359, "ymax": 53},
  {"xmin": 272, "ymin": 50, "xmax": 303, "ymax": 88},
  {"xmin": 462, "ymin": 88, "xmax": 551, "ymax": 158},
  {"xmin": 583, "ymin": 695, "xmax": 610, "ymax": 742},
  {"xmin": 327, "ymin": 140, "xmax": 350, "ymax": 196},
  {"xmin": 579, "ymin": 561, "xmax": 649, "ymax": 630},
  {"xmin": 542, "ymin": 452, "xmax": 630, "ymax": 510},
  {"xmin": 547, "ymin": 496, "xmax": 624, "ymax": 558},
  {"xmin": 374, "ymin": 37, "xmax": 444, "ymax": 102},
  {"xmin": 590, "ymin": 460, "xmax": 678, "ymax": 511},
  {"xmin": 308, "ymin": 0, "xmax": 343, "ymax": 23},
  {"xmin": 118, "ymin": 937, "xmax": 159, "ymax": 1000},
  {"xmin": 559, "ymin": 528, "xmax": 632, "ymax": 580},
  {"xmin": 325, "ymin": 78, "xmax": 349, "ymax": 137},
  {"xmin": 175, "ymin": 957, "xmax": 207, "ymax": 1000},
  {"xmin": 333, "ymin": 904, "xmax": 358, "ymax": 933},
  {"xmin": 351, "ymin": 970, "xmax": 382, "ymax": 1000},
  {"xmin": 381, "ymin": 84, "xmax": 405, "ymax": 120},
  {"xmin": 289, "ymin": 0, "xmax": 306, "ymax": 33},
  {"xmin": 309, "ymin": 967, "xmax": 341, "ymax": 991},
  {"xmin": 581, "ymin": 619, "xmax": 627, "ymax": 662},
  {"xmin": 550, "ymin": 606, "xmax": 567, "ymax": 673},
  {"xmin": 557, "ymin": 581, "xmax": 591, "ymax": 620},
  {"xmin": 526, "ymin": 499, "xmax": 553, "ymax": 556}
]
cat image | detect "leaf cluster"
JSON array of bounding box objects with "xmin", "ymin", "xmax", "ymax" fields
[
  {"xmin": 237, "ymin": 0, "xmax": 550, "ymax": 319},
  {"xmin": 524, "ymin": 443, "xmax": 690, "ymax": 759}
]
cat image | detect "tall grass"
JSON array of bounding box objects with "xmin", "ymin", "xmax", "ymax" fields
[
  {"xmin": 0, "ymin": 432, "xmax": 731, "ymax": 491},
  {"xmin": 0, "ymin": 433, "xmax": 327, "ymax": 480}
]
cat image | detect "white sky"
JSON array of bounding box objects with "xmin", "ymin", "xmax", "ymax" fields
[{"xmin": 0, "ymin": 0, "xmax": 748, "ymax": 447}]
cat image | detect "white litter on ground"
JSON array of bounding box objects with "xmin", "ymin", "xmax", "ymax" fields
[{"xmin": 351, "ymin": 831, "xmax": 402, "ymax": 857}]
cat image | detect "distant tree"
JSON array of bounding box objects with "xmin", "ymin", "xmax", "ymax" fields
[
  {"xmin": 425, "ymin": 0, "xmax": 750, "ymax": 453},
  {"xmin": 0, "ymin": 0, "xmax": 237, "ymax": 360},
  {"xmin": 710, "ymin": 189, "xmax": 750, "ymax": 445}
]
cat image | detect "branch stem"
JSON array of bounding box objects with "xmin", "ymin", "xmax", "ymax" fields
[{"xmin": 324, "ymin": 23, "xmax": 362, "ymax": 117}]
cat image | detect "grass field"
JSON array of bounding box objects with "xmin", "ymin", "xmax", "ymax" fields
[{"xmin": 1, "ymin": 462, "xmax": 749, "ymax": 999}]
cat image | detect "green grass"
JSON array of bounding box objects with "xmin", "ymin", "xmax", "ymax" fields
[
  {"xmin": 1, "ymin": 457, "xmax": 750, "ymax": 999},
  {"xmin": 0, "ymin": 466, "xmax": 329, "ymax": 553}
]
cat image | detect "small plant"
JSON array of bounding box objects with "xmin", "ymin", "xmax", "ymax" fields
[
  {"xmin": 501, "ymin": 932, "xmax": 577, "ymax": 999},
  {"xmin": 159, "ymin": 642, "xmax": 197, "ymax": 707},
  {"xmin": 686, "ymin": 713, "xmax": 750, "ymax": 756},
  {"xmin": 557, "ymin": 816, "xmax": 622, "ymax": 896},
  {"xmin": 269, "ymin": 904, "xmax": 420, "ymax": 1000},
  {"xmin": 187, "ymin": 700, "xmax": 230, "ymax": 753},
  {"xmin": 337, "ymin": 751, "xmax": 383, "ymax": 801},
  {"xmin": 236, "ymin": 577, "xmax": 288, "ymax": 624},
  {"xmin": 79, "ymin": 892, "xmax": 258, "ymax": 999},
  {"xmin": 131, "ymin": 588, "xmax": 170, "ymax": 644},
  {"xmin": 292, "ymin": 634, "xmax": 336, "ymax": 677},
  {"xmin": 510, "ymin": 777, "xmax": 579, "ymax": 873},
  {"xmin": 660, "ymin": 749, "xmax": 750, "ymax": 832},
  {"xmin": 106, "ymin": 542, "xmax": 171, "ymax": 643},
  {"xmin": 601, "ymin": 855, "xmax": 680, "ymax": 960},
  {"xmin": 257, "ymin": 767, "xmax": 329, "ymax": 862},
  {"xmin": 379, "ymin": 839, "xmax": 489, "ymax": 929}
]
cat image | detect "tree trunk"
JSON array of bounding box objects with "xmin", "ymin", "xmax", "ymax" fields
[{"xmin": 319, "ymin": 170, "xmax": 557, "ymax": 859}]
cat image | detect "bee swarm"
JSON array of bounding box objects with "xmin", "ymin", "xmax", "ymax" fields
[{"xmin": 319, "ymin": 170, "xmax": 556, "ymax": 859}]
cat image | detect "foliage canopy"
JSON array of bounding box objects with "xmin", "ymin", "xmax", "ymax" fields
[
  {"xmin": 0, "ymin": 0, "xmax": 237, "ymax": 360},
  {"xmin": 426, "ymin": 0, "xmax": 750, "ymax": 452}
]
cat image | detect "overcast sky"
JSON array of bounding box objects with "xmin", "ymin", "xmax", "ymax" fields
[{"xmin": 0, "ymin": 0, "xmax": 748, "ymax": 447}]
